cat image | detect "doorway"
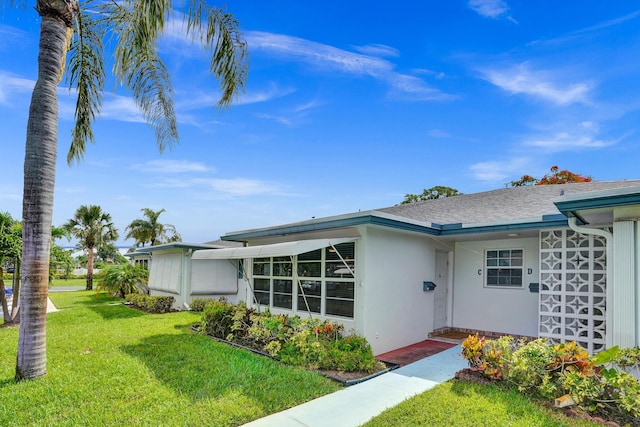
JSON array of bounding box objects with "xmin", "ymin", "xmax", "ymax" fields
[{"xmin": 433, "ymin": 251, "xmax": 449, "ymax": 330}]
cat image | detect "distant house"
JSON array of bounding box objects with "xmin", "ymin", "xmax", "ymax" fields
[
  {"xmin": 135, "ymin": 180, "xmax": 640, "ymax": 355},
  {"xmin": 126, "ymin": 241, "xmax": 241, "ymax": 309}
]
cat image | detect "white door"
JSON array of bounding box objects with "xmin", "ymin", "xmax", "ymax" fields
[{"xmin": 433, "ymin": 251, "xmax": 449, "ymax": 330}]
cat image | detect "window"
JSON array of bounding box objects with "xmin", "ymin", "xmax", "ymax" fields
[
  {"xmin": 485, "ymin": 249, "xmax": 523, "ymax": 288},
  {"xmin": 252, "ymin": 242, "xmax": 355, "ymax": 318}
]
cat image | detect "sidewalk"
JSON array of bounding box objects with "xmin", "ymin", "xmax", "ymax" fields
[{"xmin": 243, "ymin": 344, "xmax": 467, "ymax": 427}]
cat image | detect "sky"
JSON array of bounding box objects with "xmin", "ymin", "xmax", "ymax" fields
[{"xmin": 1, "ymin": 1, "xmax": 640, "ymax": 246}]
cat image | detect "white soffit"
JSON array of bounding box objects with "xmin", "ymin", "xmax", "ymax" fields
[{"xmin": 192, "ymin": 238, "xmax": 356, "ymax": 260}]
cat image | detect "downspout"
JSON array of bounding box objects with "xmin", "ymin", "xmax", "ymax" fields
[{"xmin": 567, "ymin": 217, "xmax": 614, "ymax": 348}]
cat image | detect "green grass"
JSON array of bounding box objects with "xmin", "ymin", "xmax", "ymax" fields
[
  {"xmin": 362, "ymin": 380, "xmax": 603, "ymax": 427},
  {"xmin": 0, "ymin": 291, "xmax": 340, "ymax": 426},
  {"xmin": 49, "ymin": 277, "xmax": 86, "ymax": 287}
]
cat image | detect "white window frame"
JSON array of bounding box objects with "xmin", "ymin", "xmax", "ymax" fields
[
  {"xmin": 484, "ymin": 248, "xmax": 524, "ymax": 289},
  {"xmin": 251, "ymin": 242, "xmax": 355, "ymax": 319}
]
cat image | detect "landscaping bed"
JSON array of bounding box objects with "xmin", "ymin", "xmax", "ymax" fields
[
  {"xmin": 460, "ymin": 334, "xmax": 640, "ymax": 427},
  {"xmin": 192, "ymin": 297, "xmax": 390, "ymax": 385},
  {"xmin": 192, "ymin": 321, "xmax": 398, "ymax": 385}
]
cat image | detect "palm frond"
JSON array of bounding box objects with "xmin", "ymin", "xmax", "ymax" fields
[
  {"xmin": 186, "ymin": 1, "xmax": 248, "ymax": 107},
  {"xmin": 108, "ymin": 0, "xmax": 177, "ymax": 152},
  {"xmin": 66, "ymin": 6, "xmax": 106, "ymax": 165}
]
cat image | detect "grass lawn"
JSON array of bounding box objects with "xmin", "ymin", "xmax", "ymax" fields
[
  {"xmin": 363, "ymin": 379, "xmax": 603, "ymax": 427},
  {"xmin": 0, "ymin": 291, "xmax": 340, "ymax": 426},
  {"xmin": 49, "ymin": 277, "xmax": 86, "ymax": 287}
]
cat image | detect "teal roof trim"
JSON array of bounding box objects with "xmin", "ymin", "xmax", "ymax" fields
[
  {"xmin": 222, "ymin": 215, "xmax": 441, "ymax": 241},
  {"xmin": 555, "ymin": 192, "xmax": 640, "ymax": 216},
  {"xmin": 440, "ymin": 218, "xmax": 569, "ymax": 236},
  {"xmin": 222, "ymin": 214, "xmax": 570, "ymax": 241}
]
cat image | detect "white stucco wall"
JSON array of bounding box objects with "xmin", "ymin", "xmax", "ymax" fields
[
  {"xmin": 452, "ymin": 237, "xmax": 540, "ymax": 337},
  {"xmin": 360, "ymin": 227, "xmax": 442, "ymax": 355}
]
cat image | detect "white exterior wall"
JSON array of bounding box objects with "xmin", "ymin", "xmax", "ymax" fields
[
  {"xmin": 148, "ymin": 250, "xmax": 185, "ymax": 309},
  {"xmin": 360, "ymin": 227, "xmax": 440, "ymax": 355},
  {"xmin": 452, "ymin": 237, "xmax": 540, "ymax": 337}
]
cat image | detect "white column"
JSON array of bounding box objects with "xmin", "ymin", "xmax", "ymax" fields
[{"xmin": 612, "ymin": 220, "xmax": 636, "ymax": 348}]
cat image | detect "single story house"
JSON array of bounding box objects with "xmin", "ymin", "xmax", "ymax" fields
[
  {"xmin": 139, "ymin": 180, "xmax": 640, "ymax": 355},
  {"xmin": 126, "ymin": 241, "xmax": 241, "ymax": 309}
]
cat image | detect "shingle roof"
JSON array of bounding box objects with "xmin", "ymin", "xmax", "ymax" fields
[
  {"xmin": 222, "ymin": 180, "xmax": 640, "ymax": 240},
  {"xmin": 378, "ymin": 180, "xmax": 640, "ymax": 226}
]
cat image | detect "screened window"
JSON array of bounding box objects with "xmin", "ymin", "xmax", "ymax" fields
[
  {"xmin": 252, "ymin": 242, "xmax": 355, "ymax": 318},
  {"xmin": 485, "ymin": 249, "xmax": 523, "ymax": 288}
]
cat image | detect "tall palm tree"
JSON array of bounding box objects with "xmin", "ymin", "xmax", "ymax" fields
[
  {"xmin": 15, "ymin": 1, "xmax": 247, "ymax": 380},
  {"xmin": 125, "ymin": 208, "xmax": 182, "ymax": 247},
  {"xmin": 63, "ymin": 205, "xmax": 119, "ymax": 291}
]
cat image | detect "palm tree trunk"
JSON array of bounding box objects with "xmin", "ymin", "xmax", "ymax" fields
[
  {"xmin": 16, "ymin": 13, "xmax": 69, "ymax": 381},
  {"xmin": 86, "ymin": 245, "xmax": 94, "ymax": 290},
  {"xmin": 10, "ymin": 260, "xmax": 21, "ymax": 323}
]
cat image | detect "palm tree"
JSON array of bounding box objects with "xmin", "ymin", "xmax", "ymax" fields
[
  {"xmin": 63, "ymin": 205, "xmax": 118, "ymax": 292},
  {"xmin": 15, "ymin": 1, "xmax": 247, "ymax": 380},
  {"xmin": 125, "ymin": 208, "xmax": 182, "ymax": 247},
  {"xmin": 95, "ymin": 263, "xmax": 149, "ymax": 298}
]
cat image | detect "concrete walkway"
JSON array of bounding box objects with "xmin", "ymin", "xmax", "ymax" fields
[{"xmin": 243, "ymin": 344, "xmax": 468, "ymax": 427}]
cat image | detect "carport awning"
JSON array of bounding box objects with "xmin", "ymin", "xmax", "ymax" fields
[{"xmin": 192, "ymin": 238, "xmax": 356, "ymax": 260}]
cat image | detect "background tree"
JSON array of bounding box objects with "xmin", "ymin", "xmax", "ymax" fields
[
  {"xmin": 0, "ymin": 212, "xmax": 22, "ymax": 324},
  {"xmin": 63, "ymin": 205, "xmax": 118, "ymax": 291},
  {"xmin": 49, "ymin": 245, "xmax": 74, "ymax": 281},
  {"xmin": 125, "ymin": 208, "xmax": 182, "ymax": 247},
  {"xmin": 401, "ymin": 186, "xmax": 462, "ymax": 204},
  {"xmin": 14, "ymin": 0, "xmax": 247, "ymax": 380},
  {"xmin": 510, "ymin": 166, "xmax": 592, "ymax": 187},
  {"xmin": 96, "ymin": 243, "xmax": 128, "ymax": 266}
]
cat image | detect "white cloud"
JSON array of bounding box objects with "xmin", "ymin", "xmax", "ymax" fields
[
  {"xmin": 256, "ymin": 113, "xmax": 293, "ymax": 126},
  {"xmin": 0, "ymin": 71, "xmax": 33, "ymax": 105},
  {"xmin": 480, "ymin": 63, "xmax": 593, "ymax": 105},
  {"xmin": 427, "ymin": 129, "xmax": 451, "ymax": 138},
  {"xmin": 134, "ymin": 159, "xmax": 211, "ymax": 173},
  {"xmin": 352, "ymin": 43, "xmax": 399, "ymax": 58},
  {"xmin": 470, "ymin": 157, "xmax": 532, "ymax": 182},
  {"xmin": 468, "ymin": 0, "xmax": 515, "ymax": 21},
  {"xmin": 194, "ymin": 178, "xmax": 285, "ymax": 196},
  {"xmin": 245, "ymin": 31, "xmax": 453, "ymax": 101},
  {"xmin": 524, "ymin": 131, "xmax": 620, "ymax": 152}
]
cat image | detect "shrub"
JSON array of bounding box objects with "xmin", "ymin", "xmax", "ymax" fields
[
  {"xmin": 189, "ymin": 298, "xmax": 217, "ymax": 312},
  {"xmin": 200, "ymin": 302, "xmax": 377, "ymax": 373},
  {"xmin": 201, "ymin": 299, "xmax": 254, "ymax": 341},
  {"xmin": 461, "ymin": 336, "xmax": 640, "ymax": 425},
  {"xmin": 125, "ymin": 294, "xmax": 174, "ymax": 313}
]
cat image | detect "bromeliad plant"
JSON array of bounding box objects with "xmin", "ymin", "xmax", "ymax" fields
[{"xmin": 461, "ymin": 334, "xmax": 640, "ymax": 425}]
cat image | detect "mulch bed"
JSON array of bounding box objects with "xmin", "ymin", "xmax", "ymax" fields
[{"xmin": 190, "ymin": 324, "xmax": 398, "ymax": 385}]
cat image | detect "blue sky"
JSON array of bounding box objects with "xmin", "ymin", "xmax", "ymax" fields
[{"xmin": 1, "ymin": 1, "xmax": 640, "ymax": 246}]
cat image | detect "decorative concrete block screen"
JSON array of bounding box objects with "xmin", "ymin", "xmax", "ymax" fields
[{"xmin": 539, "ymin": 229, "xmax": 607, "ymax": 354}]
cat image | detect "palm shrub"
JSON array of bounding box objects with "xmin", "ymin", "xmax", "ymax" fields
[{"xmin": 96, "ymin": 263, "xmax": 148, "ymax": 298}]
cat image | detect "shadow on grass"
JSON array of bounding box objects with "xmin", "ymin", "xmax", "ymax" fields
[
  {"xmin": 49, "ymin": 291, "xmax": 123, "ymax": 309},
  {"xmin": 122, "ymin": 333, "xmax": 260, "ymax": 402},
  {"xmin": 88, "ymin": 303, "xmax": 146, "ymax": 320},
  {"xmin": 121, "ymin": 332, "xmax": 338, "ymax": 410}
]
